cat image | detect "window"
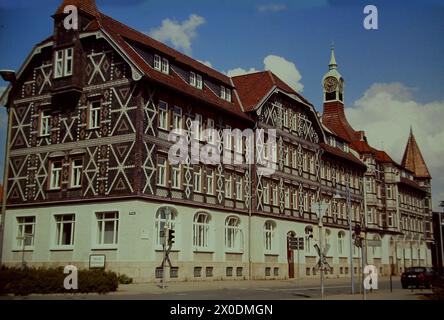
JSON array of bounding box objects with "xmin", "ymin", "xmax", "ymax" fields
[
  {"xmin": 292, "ymin": 113, "xmax": 298, "ymax": 131},
  {"xmin": 154, "ymin": 54, "xmax": 161, "ymax": 71},
  {"xmin": 305, "ymin": 226, "xmax": 313, "ymax": 253},
  {"xmin": 225, "ymin": 126, "xmax": 232, "ymax": 150},
  {"xmin": 387, "ymin": 185, "xmax": 392, "ymax": 199},
  {"xmin": 236, "ymin": 267, "xmax": 243, "ymax": 277},
  {"xmin": 272, "ymin": 184, "xmax": 278, "ymax": 206},
  {"xmin": 157, "ymin": 157, "xmax": 167, "ymax": 187},
  {"xmin": 55, "ymin": 214, "xmax": 75, "ymax": 246},
  {"xmin": 54, "ymin": 48, "xmax": 73, "ymax": 78},
  {"xmin": 161, "ymin": 58, "xmax": 169, "ymax": 74},
  {"xmin": 263, "ymin": 182, "xmax": 270, "ymax": 205},
  {"xmin": 292, "ymin": 190, "xmax": 298, "ymax": 210},
  {"xmin": 190, "ymin": 72, "xmax": 196, "ymax": 86},
  {"xmin": 49, "ymin": 160, "xmax": 62, "ymax": 190},
  {"xmin": 193, "ymin": 212, "xmax": 210, "ymax": 248},
  {"xmin": 206, "ymin": 267, "xmax": 213, "ymax": 277},
  {"xmin": 292, "ymin": 150, "xmax": 297, "ymax": 169},
  {"xmin": 206, "ymin": 169, "xmax": 214, "ymax": 195},
  {"xmin": 284, "ymin": 188, "xmax": 290, "ymax": 208},
  {"xmin": 226, "ymin": 267, "xmax": 233, "ymax": 277},
  {"xmin": 158, "ymin": 101, "xmax": 169, "ymax": 130},
  {"xmin": 264, "ymin": 221, "xmax": 275, "ymax": 251},
  {"xmin": 194, "ymin": 167, "xmax": 202, "ymax": 192},
  {"xmin": 225, "ymin": 216, "xmax": 242, "ymax": 251},
  {"xmin": 194, "ymin": 267, "xmax": 202, "ymax": 277},
  {"xmin": 194, "ymin": 114, "xmax": 203, "ymax": 140},
  {"xmin": 196, "ymin": 74, "xmax": 203, "ymax": 89},
  {"xmin": 220, "ymin": 86, "xmax": 232, "ymax": 102},
  {"xmin": 39, "ymin": 109, "xmax": 51, "ymax": 137},
  {"xmin": 236, "ymin": 176, "xmax": 243, "ymax": 201},
  {"xmin": 171, "ymin": 165, "xmax": 182, "ymax": 189},
  {"xmin": 225, "ymin": 174, "xmax": 232, "ymax": 199},
  {"xmin": 70, "ymin": 159, "xmax": 83, "ymax": 188},
  {"xmin": 338, "ymin": 231, "xmax": 345, "ymax": 255},
  {"xmin": 284, "ymin": 146, "xmax": 289, "ymax": 166},
  {"xmin": 16, "ymin": 217, "xmax": 35, "ymax": 248},
  {"xmin": 173, "ymin": 106, "xmax": 182, "ymax": 131},
  {"xmin": 207, "ymin": 118, "xmax": 215, "ymax": 144},
  {"xmin": 283, "ymin": 109, "xmax": 289, "ymax": 127},
  {"xmin": 155, "ymin": 208, "xmax": 176, "ymax": 246},
  {"xmin": 88, "ymin": 101, "xmax": 101, "ymax": 129},
  {"xmin": 96, "ymin": 212, "xmax": 119, "ymax": 245}
]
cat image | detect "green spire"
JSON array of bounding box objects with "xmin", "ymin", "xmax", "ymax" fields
[{"xmin": 329, "ymin": 43, "xmax": 338, "ymax": 70}]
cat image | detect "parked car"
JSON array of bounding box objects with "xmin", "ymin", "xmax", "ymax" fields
[{"xmin": 401, "ymin": 267, "xmax": 437, "ymax": 289}]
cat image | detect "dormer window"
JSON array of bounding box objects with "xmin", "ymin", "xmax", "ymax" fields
[
  {"xmin": 54, "ymin": 48, "xmax": 73, "ymax": 78},
  {"xmin": 154, "ymin": 54, "xmax": 169, "ymax": 74},
  {"xmin": 221, "ymin": 86, "xmax": 232, "ymax": 102},
  {"xmin": 190, "ymin": 72, "xmax": 203, "ymax": 89},
  {"xmin": 88, "ymin": 101, "xmax": 101, "ymax": 129}
]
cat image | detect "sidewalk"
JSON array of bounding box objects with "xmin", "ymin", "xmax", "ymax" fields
[{"xmin": 324, "ymin": 288, "xmax": 432, "ymax": 300}]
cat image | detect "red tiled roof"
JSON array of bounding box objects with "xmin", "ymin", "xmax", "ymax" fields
[
  {"xmin": 401, "ymin": 130, "xmax": 431, "ymax": 179},
  {"xmin": 93, "ymin": 13, "xmax": 251, "ymax": 121},
  {"xmin": 56, "ymin": 0, "xmax": 98, "ymax": 17},
  {"xmin": 320, "ymin": 143, "xmax": 366, "ymax": 168},
  {"xmin": 232, "ymin": 71, "xmax": 312, "ymax": 112}
]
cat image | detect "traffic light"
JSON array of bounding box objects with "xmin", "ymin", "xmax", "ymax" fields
[
  {"xmin": 354, "ymin": 224, "xmax": 362, "ymax": 237},
  {"xmin": 168, "ymin": 229, "xmax": 176, "ymax": 245}
]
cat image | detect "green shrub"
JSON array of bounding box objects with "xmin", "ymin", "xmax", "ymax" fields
[
  {"xmin": 0, "ymin": 266, "xmax": 119, "ymax": 296},
  {"xmin": 118, "ymin": 273, "xmax": 133, "ymax": 285}
]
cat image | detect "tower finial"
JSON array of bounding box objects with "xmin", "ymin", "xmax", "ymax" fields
[{"xmin": 329, "ymin": 42, "xmax": 338, "ymax": 70}]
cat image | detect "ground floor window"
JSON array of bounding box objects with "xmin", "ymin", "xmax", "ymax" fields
[
  {"xmin": 55, "ymin": 214, "xmax": 75, "ymax": 246},
  {"xmin": 16, "ymin": 216, "xmax": 35, "ymax": 248},
  {"xmin": 96, "ymin": 212, "xmax": 119, "ymax": 245}
]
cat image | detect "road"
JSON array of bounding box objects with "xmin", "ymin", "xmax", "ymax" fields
[{"xmin": 2, "ymin": 278, "xmax": 430, "ymax": 300}]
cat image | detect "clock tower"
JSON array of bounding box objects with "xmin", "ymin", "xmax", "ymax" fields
[{"xmin": 322, "ymin": 45, "xmax": 344, "ymax": 104}]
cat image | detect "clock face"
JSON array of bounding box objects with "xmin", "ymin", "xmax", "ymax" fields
[{"xmin": 324, "ymin": 77, "xmax": 338, "ymax": 93}]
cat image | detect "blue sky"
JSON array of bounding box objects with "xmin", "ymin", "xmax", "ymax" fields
[{"xmin": 0, "ymin": 0, "xmax": 443, "ymax": 208}]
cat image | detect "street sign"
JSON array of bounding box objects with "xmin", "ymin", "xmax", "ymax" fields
[
  {"xmin": 366, "ymin": 239, "xmax": 382, "ymax": 247},
  {"xmin": 288, "ymin": 237, "xmax": 305, "ymax": 250}
]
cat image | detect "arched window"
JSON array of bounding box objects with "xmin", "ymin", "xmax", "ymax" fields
[
  {"xmin": 225, "ymin": 216, "xmax": 243, "ymax": 251},
  {"xmin": 264, "ymin": 221, "xmax": 275, "ymax": 251},
  {"xmin": 193, "ymin": 212, "xmax": 211, "ymax": 248},
  {"xmin": 338, "ymin": 231, "xmax": 345, "ymax": 255},
  {"xmin": 305, "ymin": 226, "xmax": 313, "ymax": 254},
  {"xmin": 155, "ymin": 207, "xmax": 176, "ymax": 246},
  {"xmin": 325, "ymin": 229, "xmax": 331, "ymax": 246}
]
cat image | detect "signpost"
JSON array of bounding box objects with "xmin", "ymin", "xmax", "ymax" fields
[{"xmin": 313, "ymin": 200, "xmax": 329, "ymax": 299}]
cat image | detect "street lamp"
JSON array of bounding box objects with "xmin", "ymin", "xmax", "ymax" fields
[
  {"xmin": 313, "ymin": 200, "xmax": 329, "ymax": 299},
  {"xmin": 334, "ymin": 181, "xmax": 355, "ymax": 295},
  {"xmin": 439, "ymin": 201, "xmax": 444, "ymax": 272}
]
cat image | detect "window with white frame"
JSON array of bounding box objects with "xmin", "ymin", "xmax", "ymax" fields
[
  {"xmin": 338, "ymin": 231, "xmax": 345, "ymax": 255},
  {"xmin": 155, "ymin": 208, "xmax": 176, "ymax": 246},
  {"xmin": 207, "ymin": 118, "xmax": 215, "ymax": 144},
  {"xmin": 236, "ymin": 176, "xmax": 243, "ymax": 201},
  {"xmin": 16, "ymin": 216, "xmax": 35, "ymax": 248},
  {"xmin": 54, "ymin": 48, "xmax": 73, "ymax": 78},
  {"xmin": 154, "ymin": 54, "xmax": 161, "ymax": 71},
  {"xmin": 206, "ymin": 169, "xmax": 214, "ymax": 195},
  {"xmin": 225, "ymin": 216, "xmax": 242, "ymax": 251},
  {"xmin": 220, "ymin": 86, "xmax": 232, "ymax": 102},
  {"xmin": 263, "ymin": 182, "xmax": 270, "ymax": 205},
  {"xmin": 157, "ymin": 157, "xmax": 167, "ymax": 187},
  {"xmin": 235, "ymin": 135, "xmax": 243, "ymax": 154},
  {"xmin": 193, "ymin": 212, "xmax": 211, "ymax": 249},
  {"xmin": 173, "ymin": 106, "xmax": 182, "ymax": 130},
  {"xmin": 194, "ymin": 166, "xmax": 202, "ymax": 192},
  {"xmin": 273, "ymin": 184, "xmax": 278, "ymax": 206},
  {"xmin": 284, "ymin": 188, "xmax": 290, "ymax": 208},
  {"xmin": 161, "ymin": 58, "xmax": 169, "ymax": 74},
  {"xmin": 292, "ymin": 190, "xmax": 298, "ymax": 210},
  {"xmin": 88, "ymin": 101, "xmax": 101, "ymax": 129},
  {"xmin": 55, "ymin": 214, "xmax": 75, "ymax": 246},
  {"xmin": 284, "ymin": 146, "xmax": 289, "ymax": 166},
  {"xmin": 171, "ymin": 165, "xmax": 182, "ymax": 189},
  {"xmin": 196, "ymin": 74, "xmax": 203, "ymax": 89},
  {"xmin": 264, "ymin": 221, "xmax": 275, "ymax": 251},
  {"xmin": 283, "ymin": 109, "xmax": 289, "ymax": 127},
  {"xmin": 158, "ymin": 101, "xmax": 169, "ymax": 130},
  {"xmin": 39, "ymin": 109, "xmax": 51, "ymax": 137},
  {"xmin": 292, "ymin": 149, "xmax": 297, "ymax": 169},
  {"xmin": 190, "ymin": 71, "xmax": 196, "ymax": 86},
  {"xmin": 49, "ymin": 160, "xmax": 62, "ymax": 190},
  {"xmin": 224, "ymin": 126, "xmax": 232, "ymax": 150},
  {"xmin": 194, "ymin": 114, "xmax": 203, "ymax": 140},
  {"xmin": 225, "ymin": 174, "xmax": 232, "ymax": 198},
  {"xmin": 70, "ymin": 158, "xmax": 83, "ymax": 188},
  {"xmin": 96, "ymin": 212, "xmax": 119, "ymax": 245}
]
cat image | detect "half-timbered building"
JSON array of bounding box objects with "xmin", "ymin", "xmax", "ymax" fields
[{"xmin": 0, "ymin": 0, "xmax": 432, "ymax": 282}]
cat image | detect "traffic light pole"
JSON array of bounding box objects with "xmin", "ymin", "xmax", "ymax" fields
[{"xmin": 162, "ymin": 227, "xmax": 168, "ymax": 289}]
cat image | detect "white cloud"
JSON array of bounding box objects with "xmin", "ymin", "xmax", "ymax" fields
[
  {"xmin": 226, "ymin": 67, "xmax": 258, "ymax": 77},
  {"xmin": 198, "ymin": 60, "xmax": 213, "ymax": 68},
  {"xmin": 257, "ymin": 4, "xmax": 287, "ymax": 13},
  {"xmin": 346, "ymin": 82, "xmax": 444, "ymax": 211},
  {"xmin": 226, "ymin": 55, "xmax": 304, "ymax": 92},
  {"xmin": 148, "ymin": 14, "xmax": 205, "ymax": 55}
]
